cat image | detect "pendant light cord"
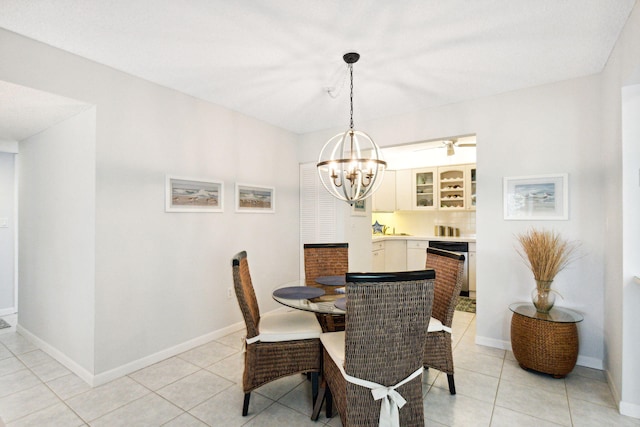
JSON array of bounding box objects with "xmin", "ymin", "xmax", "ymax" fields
[{"xmin": 349, "ymin": 64, "xmax": 354, "ymax": 130}]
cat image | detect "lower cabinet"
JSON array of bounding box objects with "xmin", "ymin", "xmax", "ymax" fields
[
  {"xmin": 384, "ymin": 240, "xmax": 407, "ymax": 271},
  {"xmin": 372, "ymin": 240, "xmax": 407, "ymax": 272},
  {"xmin": 372, "ymin": 241, "xmax": 385, "ymax": 272},
  {"xmin": 372, "ymin": 239, "xmax": 474, "ymax": 288},
  {"xmin": 406, "ymin": 240, "xmax": 429, "ymax": 270},
  {"xmin": 468, "ymin": 242, "xmax": 476, "ymax": 296}
]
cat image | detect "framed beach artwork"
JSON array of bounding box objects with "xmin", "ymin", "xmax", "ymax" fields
[
  {"xmin": 235, "ymin": 183, "xmax": 275, "ymax": 213},
  {"xmin": 351, "ymin": 198, "xmax": 367, "ymax": 216},
  {"xmin": 165, "ymin": 175, "xmax": 224, "ymax": 213},
  {"xmin": 503, "ymin": 173, "xmax": 568, "ymax": 220}
]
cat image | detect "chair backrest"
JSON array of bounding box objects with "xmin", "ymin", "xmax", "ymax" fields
[
  {"xmin": 232, "ymin": 251, "xmax": 260, "ymax": 339},
  {"xmin": 303, "ymin": 243, "xmax": 349, "ymax": 283},
  {"xmin": 343, "ymin": 270, "xmax": 435, "ymax": 425},
  {"xmin": 425, "ymin": 247, "xmax": 465, "ymax": 327}
]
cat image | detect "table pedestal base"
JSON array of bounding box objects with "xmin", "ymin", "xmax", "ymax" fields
[{"xmin": 510, "ymin": 312, "xmax": 579, "ymax": 377}]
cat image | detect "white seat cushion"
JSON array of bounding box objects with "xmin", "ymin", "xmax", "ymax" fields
[
  {"xmin": 258, "ymin": 310, "xmax": 322, "ymax": 342},
  {"xmin": 321, "ymin": 321, "xmax": 445, "ymax": 368},
  {"xmin": 320, "ymin": 331, "xmax": 346, "ymax": 367}
]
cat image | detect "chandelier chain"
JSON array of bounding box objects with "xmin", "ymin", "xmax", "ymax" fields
[{"xmin": 349, "ymin": 64, "xmax": 354, "ymax": 130}]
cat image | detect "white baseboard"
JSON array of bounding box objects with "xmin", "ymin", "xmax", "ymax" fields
[
  {"xmin": 0, "ymin": 307, "xmax": 16, "ymax": 317},
  {"xmin": 475, "ymin": 335, "xmax": 510, "ymax": 350},
  {"xmin": 606, "ymin": 369, "xmax": 640, "ymax": 419},
  {"xmin": 17, "ymin": 320, "xmax": 246, "ymax": 387},
  {"xmin": 607, "ymin": 369, "xmax": 623, "ymax": 412},
  {"xmin": 92, "ymin": 320, "xmax": 246, "ymax": 386},
  {"xmin": 576, "ymin": 355, "xmax": 603, "ymax": 370},
  {"xmin": 17, "ymin": 324, "xmax": 95, "ymax": 386},
  {"xmin": 619, "ymin": 401, "xmax": 640, "ymax": 419}
]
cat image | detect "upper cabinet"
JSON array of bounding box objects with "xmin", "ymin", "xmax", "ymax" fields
[
  {"xmin": 438, "ymin": 166, "xmax": 465, "ymax": 210},
  {"xmin": 371, "ymin": 170, "xmax": 396, "ymax": 212},
  {"xmin": 466, "ymin": 164, "xmax": 476, "ymax": 210},
  {"xmin": 411, "ymin": 167, "xmax": 437, "ymax": 210},
  {"xmin": 372, "ymin": 163, "xmax": 476, "ymax": 212},
  {"xmin": 395, "ymin": 169, "xmax": 412, "ymax": 211}
]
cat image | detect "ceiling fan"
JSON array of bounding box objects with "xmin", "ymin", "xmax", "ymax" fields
[
  {"xmin": 443, "ymin": 139, "xmax": 476, "ymax": 156},
  {"xmin": 414, "ymin": 138, "xmax": 477, "ymax": 156}
]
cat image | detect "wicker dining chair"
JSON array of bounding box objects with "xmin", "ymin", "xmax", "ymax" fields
[
  {"xmin": 303, "ymin": 243, "xmax": 349, "ymax": 332},
  {"xmin": 317, "ymin": 270, "xmax": 435, "ymax": 426},
  {"xmin": 423, "ymin": 247, "xmax": 466, "ymax": 395},
  {"xmin": 231, "ymin": 251, "xmax": 322, "ymax": 416}
]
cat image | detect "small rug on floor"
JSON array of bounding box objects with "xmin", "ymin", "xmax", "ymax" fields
[
  {"xmin": 456, "ymin": 296, "xmax": 476, "ymax": 313},
  {"xmin": 0, "ymin": 319, "xmax": 11, "ymax": 329}
]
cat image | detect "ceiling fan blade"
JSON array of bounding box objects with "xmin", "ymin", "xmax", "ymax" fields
[{"xmin": 412, "ymin": 146, "xmax": 442, "ymax": 152}]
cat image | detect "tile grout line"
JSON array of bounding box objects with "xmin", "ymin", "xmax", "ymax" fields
[
  {"xmin": 487, "ymin": 348, "xmax": 508, "ymax": 427},
  {"xmin": 2, "ymin": 346, "xmax": 87, "ymax": 425}
]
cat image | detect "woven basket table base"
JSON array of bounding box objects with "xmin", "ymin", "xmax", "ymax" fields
[{"xmin": 510, "ymin": 311, "xmax": 579, "ymax": 378}]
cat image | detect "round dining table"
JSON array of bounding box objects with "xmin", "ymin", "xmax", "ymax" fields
[{"xmin": 271, "ymin": 276, "xmax": 347, "ymax": 315}]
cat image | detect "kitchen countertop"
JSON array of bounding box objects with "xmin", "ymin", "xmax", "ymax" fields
[{"xmin": 372, "ymin": 234, "xmax": 476, "ymax": 243}]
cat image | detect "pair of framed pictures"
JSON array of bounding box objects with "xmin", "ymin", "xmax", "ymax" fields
[{"xmin": 165, "ymin": 176, "xmax": 274, "ymax": 213}]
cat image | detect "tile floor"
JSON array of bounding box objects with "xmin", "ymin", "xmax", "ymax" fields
[{"xmin": 1, "ymin": 311, "xmax": 639, "ymax": 426}]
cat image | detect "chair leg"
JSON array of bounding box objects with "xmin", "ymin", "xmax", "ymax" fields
[
  {"xmin": 311, "ymin": 372, "xmax": 319, "ymax": 403},
  {"xmin": 326, "ymin": 386, "xmax": 333, "ymax": 418},
  {"xmin": 311, "ymin": 385, "xmax": 326, "ymax": 421},
  {"xmin": 242, "ymin": 393, "xmax": 251, "ymax": 416},
  {"xmin": 447, "ymin": 373, "xmax": 456, "ymax": 395}
]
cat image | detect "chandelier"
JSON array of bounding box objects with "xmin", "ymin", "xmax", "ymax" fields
[{"xmin": 317, "ymin": 52, "xmax": 387, "ymax": 205}]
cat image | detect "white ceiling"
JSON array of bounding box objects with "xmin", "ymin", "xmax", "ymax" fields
[
  {"xmin": 0, "ymin": 0, "xmax": 636, "ymax": 138},
  {"xmin": 0, "ymin": 81, "xmax": 91, "ymax": 141}
]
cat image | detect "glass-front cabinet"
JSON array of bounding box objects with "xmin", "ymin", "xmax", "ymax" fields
[
  {"xmin": 466, "ymin": 165, "xmax": 476, "ymax": 210},
  {"xmin": 438, "ymin": 166, "xmax": 465, "ymax": 209},
  {"xmin": 411, "ymin": 167, "xmax": 437, "ymax": 210}
]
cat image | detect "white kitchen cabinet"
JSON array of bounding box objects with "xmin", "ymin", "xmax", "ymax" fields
[
  {"xmin": 395, "ymin": 169, "xmax": 412, "ymax": 211},
  {"xmin": 411, "ymin": 168, "xmax": 437, "ymax": 210},
  {"xmin": 465, "ymin": 164, "xmax": 476, "ymax": 210},
  {"xmin": 372, "ymin": 241, "xmax": 385, "ymax": 272},
  {"xmin": 384, "ymin": 240, "xmax": 407, "ymax": 271},
  {"xmin": 468, "ymin": 242, "xmax": 476, "ymax": 297},
  {"xmin": 372, "ymin": 170, "xmax": 396, "ymax": 212},
  {"xmin": 383, "ymin": 163, "xmax": 476, "ymax": 212},
  {"xmin": 438, "ymin": 166, "xmax": 466, "ymax": 210},
  {"xmin": 406, "ymin": 240, "xmax": 429, "ymax": 270}
]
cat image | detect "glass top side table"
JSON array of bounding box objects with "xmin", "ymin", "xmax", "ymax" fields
[
  {"xmin": 509, "ymin": 303, "xmax": 584, "ymax": 378},
  {"xmin": 509, "ymin": 303, "xmax": 584, "ymax": 323}
]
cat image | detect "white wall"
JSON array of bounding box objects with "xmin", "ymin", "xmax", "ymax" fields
[
  {"xmin": 0, "ymin": 152, "xmax": 16, "ymax": 314},
  {"xmin": 18, "ymin": 108, "xmax": 97, "ymax": 373},
  {"xmin": 300, "ymin": 74, "xmax": 606, "ymax": 367},
  {"xmin": 92, "ymin": 94, "xmax": 300, "ymax": 375},
  {"xmin": 600, "ymin": 3, "xmax": 640, "ymax": 417},
  {"xmin": 621, "ymin": 83, "xmax": 640, "ymax": 417},
  {"xmin": 1, "ymin": 28, "xmax": 300, "ymax": 382}
]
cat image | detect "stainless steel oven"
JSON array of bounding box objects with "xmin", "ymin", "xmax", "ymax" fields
[{"xmin": 428, "ymin": 241, "xmax": 469, "ymax": 296}]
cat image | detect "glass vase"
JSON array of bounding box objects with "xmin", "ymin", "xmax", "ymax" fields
[{"xmin": 532, "ymin": 280, "xmax": 555, "ymax": 313}]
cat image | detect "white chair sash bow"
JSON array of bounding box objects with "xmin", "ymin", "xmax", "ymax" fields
[
  {"xmin": 245, "ymin": 335, "xmax": 261, "ymax": 344},
  {"xmin": 342, "ymin": 367, "xmax": 423, "ymax": 427},
  {"xmin": 242, "ymin": 335, "xmax": 261, "ymax": 352},
  {"xmin": 428, "ymin": 317, "xmax": 452, "ymax": 334}
]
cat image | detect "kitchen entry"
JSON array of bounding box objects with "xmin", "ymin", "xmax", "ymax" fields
[{"xmin": 370, "ymin": 135, "xmax": 477, "ymax": 298}]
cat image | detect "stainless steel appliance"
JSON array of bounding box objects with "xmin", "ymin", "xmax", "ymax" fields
[{"xmin": 428, "ymin": 241, "xmax": 469, "ymax": 296}]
